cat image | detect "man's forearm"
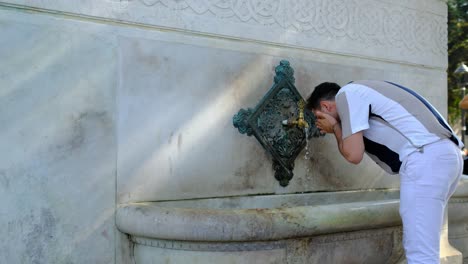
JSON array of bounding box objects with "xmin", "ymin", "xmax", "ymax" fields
[
  {"xmin": 332, "ymin": 123, "xmax": 346, "ymax": 156},
  {"xmin": 332, "ymin": 123, "xmax": 364, "ymax": 164}
]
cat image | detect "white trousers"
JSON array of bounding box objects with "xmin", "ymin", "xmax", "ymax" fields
[{"xmin": 399, "ymin": 139, "xmax": 463, "ymax": 264}]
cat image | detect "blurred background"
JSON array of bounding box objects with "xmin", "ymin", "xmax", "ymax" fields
[{"xmin": 447, "ymin": 0, "xmax": 468, "ymax": 134}]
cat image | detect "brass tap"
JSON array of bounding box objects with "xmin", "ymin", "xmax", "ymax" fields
[{"xmin": 282, "ymin": 100, "xmax": 309, "ymax": 128}]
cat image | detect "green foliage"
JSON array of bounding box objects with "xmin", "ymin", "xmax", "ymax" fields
[{"xmin": 447, "ymin": 0, "xmax": 468, "ymax": 124}]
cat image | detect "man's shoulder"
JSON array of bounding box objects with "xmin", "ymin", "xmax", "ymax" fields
[
  {"xmin": 339, "ymin": 81, "xmax": 375, "ymax": 95},
  {"xmin": 345, "ymin": 80, "xmax": 388, "ymax": 87}
]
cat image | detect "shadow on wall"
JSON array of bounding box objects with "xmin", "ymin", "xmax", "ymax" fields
[{"xmin": 117, "ymin": 44, "xmax": 277, "ymax": 202}]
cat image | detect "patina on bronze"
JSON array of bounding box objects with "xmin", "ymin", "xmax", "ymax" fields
[{"xmin": 233, "ymin": 60, "xmax": 322, "ymax": 187}]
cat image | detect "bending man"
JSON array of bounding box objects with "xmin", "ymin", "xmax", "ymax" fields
[{"xmin": 306, "ymin": 80, "xmax": 463, "ymax": 264}]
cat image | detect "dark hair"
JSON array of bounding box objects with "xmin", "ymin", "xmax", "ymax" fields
[{"xmin": 306, "ymin": 82, "xmax": 341, "ymax": 110}]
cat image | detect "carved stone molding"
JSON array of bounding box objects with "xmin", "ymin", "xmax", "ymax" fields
[
  {"xmin": 135, "ymin": 0, "xmax": 447, "ymax": 58},
  {"xmin": 0, "ymin": 0, "xmax": 447, "ymax": 67}
]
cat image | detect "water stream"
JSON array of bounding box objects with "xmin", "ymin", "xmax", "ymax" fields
[{"xmin": 304, "ymin": 128, "xmax": 310, "ymax": 160}]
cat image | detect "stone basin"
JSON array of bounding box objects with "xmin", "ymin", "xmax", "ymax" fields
[
  {"xmin": 116, "ymin": 190, "xmax": 407, "ymax": 263},
  {"xmin": 117, "ymin": 190, "xmax": 402, "ymax": 242}
]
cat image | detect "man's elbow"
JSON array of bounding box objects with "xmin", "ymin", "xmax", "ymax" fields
[
  {"xmin": 460, "ymin": 101, "xmax": 468, "ymax": 110},
  {"xmin": 345, "ymin": 153, "xmax": 363, "ymax": 165}
]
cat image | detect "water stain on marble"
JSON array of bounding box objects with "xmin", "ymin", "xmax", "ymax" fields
[
  {"xmin": 233, "ymin": 158, "xmax": 263, "ymax": 190},
  {"xmin": 230, "ymin": 146, "xmax": 271, "ymax": 190},
  {"xmin": 69, "ymin": 114, "xmax": 86, "ymax": 151},
  {"xmin": 168, "ymin": 132, "xmax": 174, "ymax": 144},
  {"xmin": 134, "ymin": 206, "xmax": 150, "ymax": 217},
  {"xmin": 294, "ymin": 67, "xmax": 314, "ymax": 91},
  {"xmin": 101, "ymin": 230, "xmax": 109, "ymax": 240},
  {"xmin": 141, "ymin": 54, "xmax": 160, "ymax": 69},
  {"xmin": 156, "ymin": 130, "xmax": 162, "ymax": 145},
  {"xmin": 278, "ymin": 209, "xmax": 310, "ymax": 231},
  {"xmin": 177, "ymin": 134, "xmax": 182, "ymax": 152},
  {"xmin": 169, "ymin": 157, "xmax": 173, "ymax": 176},
  {"xmin": 307, "ymin": 151, "xmax": 345, "ymax": 189},
  {"xmin": 242, "ymin": 209, "xmax": 275, "ymax": 239},
  {"xmin": 53, "ymin": 111, "xmax": 111, "ymax": 156},
  {"xmin": 133, "ymin": 41, "xmax": 161, "ymax": 70},
  {"xmin": 23, "ymin": 208, "xmax": 57, "ymax": 264},
  {"xmin": 0, "ymin": 170, "xmax": 10, "ymax": 189}
]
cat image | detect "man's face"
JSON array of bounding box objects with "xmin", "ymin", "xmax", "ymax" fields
[{"xmin": 315, "ymin": 100, "xmax": 339, "ymax": 121}]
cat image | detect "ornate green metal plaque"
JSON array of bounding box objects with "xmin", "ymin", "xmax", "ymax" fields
[{"xmin": 233, "ymin": 60, "xmax": 322, "ymax": 187}]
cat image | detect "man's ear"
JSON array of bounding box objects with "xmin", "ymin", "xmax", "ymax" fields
[{"xmin": 320, "ymin": 101, "xmax": 330, "ymax": 112}]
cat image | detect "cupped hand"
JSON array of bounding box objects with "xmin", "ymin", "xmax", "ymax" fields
[{"xmin": 314, "ymin": 110, "xmax": 338, "ymax": 134}]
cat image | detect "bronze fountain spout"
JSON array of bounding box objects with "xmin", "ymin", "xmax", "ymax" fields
[{"xmin": 282, "ymin": 99, "xmax": 309, "ymax": 129}]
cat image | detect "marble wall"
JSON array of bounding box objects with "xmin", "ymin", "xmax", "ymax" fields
[
  {"xmin": 116, "ymin": 36, "xmax": 448, "ymax": 202},
  {"xmin": 0, "ymin": 0, "xmax": 449, "ymax": 263},
  {"xmin": 0, "ymin": 7, "xmax": 117, "ymax": 263}
]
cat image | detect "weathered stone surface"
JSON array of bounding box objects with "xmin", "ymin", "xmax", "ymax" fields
[{"xmin": 0, "ymin": 8, "xmax": 117, "ymax": 264}]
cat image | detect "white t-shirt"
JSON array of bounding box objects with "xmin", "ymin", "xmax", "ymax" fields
[{"xmin": 336, "ymin": 80, "xmax": 462, "ymax": 174}]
